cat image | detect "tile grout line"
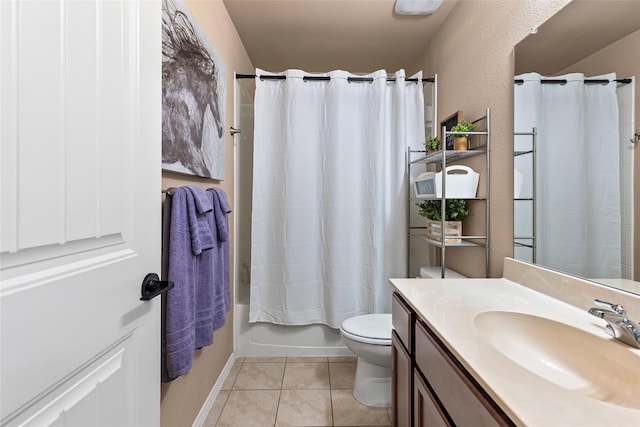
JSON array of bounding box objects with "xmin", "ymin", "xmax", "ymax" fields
[
  {"xmin": 273, "ymin": 360, "xmax": 286, "ymax": 427},
  {"xmin": 328, "ymin": 360, "xmax": 335, "ymax": 427}
]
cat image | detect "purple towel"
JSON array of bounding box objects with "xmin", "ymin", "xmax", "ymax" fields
[
  {"xmin": 209, "ymin": 187, "xmax": 231, "ymax": 242},
  {"xmin": 162, "ymin": 187, "xmax": 197, "ymax": 381},
  {"xmin": 161, "ymin": 186, "xmax": 232, "ymax": 382},
  {"xmin": 207, "ymin": 188, "xmax": 232, "ymax": 330},
  {"xmin": 185, "ymin": 185, "xmax": 214, "ymax": 255}
]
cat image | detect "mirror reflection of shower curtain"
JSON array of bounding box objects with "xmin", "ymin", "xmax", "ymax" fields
[
  {"xmin": 515, "ymin": 72, "xmax": 621, "ymax": 279},
  {"xmin": 250, "ymin": 69, "xmax": 424, "ymax": 328}
]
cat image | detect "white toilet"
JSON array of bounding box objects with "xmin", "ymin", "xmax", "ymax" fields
[
  {"xmin": 339, "ymin": 313, "xmax": 392, "ymax": 407},
  {"xmin": 339, "ymin": 269, "xmax": 465, "ymax": 407}
]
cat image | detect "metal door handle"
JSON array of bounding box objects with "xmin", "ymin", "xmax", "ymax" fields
[{"xmin": 140, "ymin": 273, "xmax": 174, "ymax": 301}]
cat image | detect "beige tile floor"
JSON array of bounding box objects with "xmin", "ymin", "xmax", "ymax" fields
[{"xmin": 202, "ymin": 356, "xmax": 392, "ymax": 427}]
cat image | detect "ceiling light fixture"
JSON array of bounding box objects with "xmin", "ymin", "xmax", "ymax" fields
[{"xmin": 394, "ymin": 0, "xmax": 445, "ymax": 16}]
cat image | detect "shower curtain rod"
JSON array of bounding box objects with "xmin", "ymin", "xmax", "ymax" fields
[
  {"xmin": 514, "ymin": 78, "xmax": 632, "ymax": 85},
  {"xmin": 236, "ymin": 73, "xmax": 435, "ymax": 83}
]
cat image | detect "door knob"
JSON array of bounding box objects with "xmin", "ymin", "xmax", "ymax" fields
[{"xmin": 140, "ymin": 273, "xmax": 174, "ymax": 301}]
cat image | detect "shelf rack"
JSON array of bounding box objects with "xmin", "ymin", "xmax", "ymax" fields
[
  {"xmin": 513, "ymin": 128, "xmax": 537, "ymax": 262},
  {"xmin": 407, "ymin": 108, "xmax": 491, "ymax": 278}
]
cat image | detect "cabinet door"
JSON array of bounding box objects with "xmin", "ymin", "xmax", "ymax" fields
[
  {"xmin": 391, "ymin": 331, "xmax": 412, "ymax": 427},
  {"xmin": 392, "ymin": 293, "xmax": 413, "ymax": 353},
  {"xmin": 414, "ymin": 371, "xmax": 452, "ymax": 427}
]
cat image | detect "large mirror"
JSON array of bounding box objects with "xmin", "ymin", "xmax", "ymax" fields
[{"xmin": 513, "ymin": 0, "xmax": 640, "ymax": 295}]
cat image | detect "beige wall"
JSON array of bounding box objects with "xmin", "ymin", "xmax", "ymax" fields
[
  {"xmin": 412, "ymin": 0, "xmax": 570, "ymax": 277},
  {"xmin": 160, "ymin": 1, "xmax": 253, "ymax": 426},
  {"xmin": 559, "ymin": 30, "xmax": 640, "ymax": 280}
]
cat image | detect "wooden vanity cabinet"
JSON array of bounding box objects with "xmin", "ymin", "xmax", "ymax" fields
[
  {"xmin": 392, "ymin": 292, "xmax": 515, "ymax": 427},
  {"xmin": 391, "ymin": 293, "xmax": 414, "ymax": 427}
]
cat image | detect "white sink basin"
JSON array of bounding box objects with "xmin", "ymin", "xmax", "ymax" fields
[{"xmin": 474, "ymin": 311, "xmax": 640, "ymax": 409}]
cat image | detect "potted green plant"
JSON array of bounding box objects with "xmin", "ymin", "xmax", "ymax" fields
[
  {"xmin": 451, "ymin": 120, "xmax": 477, "ymax": 151},
  {"xmin": 416, "ymin": 199, "xmax": 471, "ymax": 242},
  {"xmin": 424, "ymin": 135, "xmax": 441, "ymax": 153}
]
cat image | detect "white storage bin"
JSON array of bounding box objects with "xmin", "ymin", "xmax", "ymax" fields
[{"xmin": 435, "ymin": 165, "xmax": 479, "ymax": 198}]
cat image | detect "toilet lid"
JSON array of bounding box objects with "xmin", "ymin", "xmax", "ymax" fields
[{"xmin": 340, "ymin": 314, "xmax": 392, "ymax": 345}]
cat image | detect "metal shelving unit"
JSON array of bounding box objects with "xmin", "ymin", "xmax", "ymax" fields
[
  {"xmin": 513, "ymin": 128, "xmax": 537, "ymax": 263},
  {"xmin": 407, "ymin": 108, "xmax": 491, "ymax": 278}
]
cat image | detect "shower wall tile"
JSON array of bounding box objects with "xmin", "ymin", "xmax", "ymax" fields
[
  {"xmin": 622, "ymin": 244, "xmax": 633, "ymax": 266},
  {"xmin": 622, "ymin": 203, "xmax": 633, "ymax": 226},
  {"xmin": 623, "ymin": 224, "xmax": 633, "ymax": 246}
]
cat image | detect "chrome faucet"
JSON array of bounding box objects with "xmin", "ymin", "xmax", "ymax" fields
[{"xmin": 588, "ymin": 299, "xmax": 640, "ymax": 349}]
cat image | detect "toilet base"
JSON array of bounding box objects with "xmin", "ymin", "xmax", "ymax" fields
[{"xmin": 352, "ymin": 357, "xmax": 391, "ymax": 407}]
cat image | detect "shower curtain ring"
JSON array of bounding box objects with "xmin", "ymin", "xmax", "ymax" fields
[{"xmin": 631, "ymin": 130, "xmax": 639, "ymax": 145}]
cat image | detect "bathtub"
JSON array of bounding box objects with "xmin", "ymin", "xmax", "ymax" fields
[{"xmin": 234, "ymin": 303, "xmax": 352, "ymax": 357}]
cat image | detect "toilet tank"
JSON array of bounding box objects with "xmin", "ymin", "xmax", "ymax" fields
[{"xmin": 419, "ymin": 266, "xmax": 466, "ymax": 279}]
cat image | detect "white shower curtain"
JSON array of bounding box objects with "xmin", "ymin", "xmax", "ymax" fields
[
  {"xmin": 514, "ymin": 72, "xmax": 621, "ymax": 278},
  {"xmin": 250, "ymin": 69, "xmax": 424, "ymax": 327}
]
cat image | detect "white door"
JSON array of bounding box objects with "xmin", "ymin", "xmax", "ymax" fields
[{"xmin": 1, "ymin": 1, "xmax": 161, "ymax": 426}]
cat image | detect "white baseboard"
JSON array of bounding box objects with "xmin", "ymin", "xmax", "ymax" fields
[{"xmin": 191, "ymin": 353, "xmax": 237, "ymax": 427}]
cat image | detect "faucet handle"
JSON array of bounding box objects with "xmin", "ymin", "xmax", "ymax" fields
[{"xmin": 594, "ymin": 299, "xmax": 626, "ymax": 315}]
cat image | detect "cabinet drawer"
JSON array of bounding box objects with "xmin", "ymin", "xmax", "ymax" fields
[
  {"xmin": 392, "ymin": 293, "xmax": 413, "ymax": 352},
  {"xmin": 415, "ymin": 320, "xmax": 514, "ymax": 427}
]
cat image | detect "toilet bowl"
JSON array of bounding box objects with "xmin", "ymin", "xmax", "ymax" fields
[{"xmin": 339, "ymin": 313, "xmax": 392, "ymax": 407}]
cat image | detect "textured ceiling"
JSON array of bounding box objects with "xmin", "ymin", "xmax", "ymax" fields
[
  {"xmin": 515, "ymin": 0, "xmax": 640, "ymax": 75},
  {"xmin": 223, "ymin": 0, "xmax": 457, "ymax": 74},
  {"xmin": 225, "ymin": 0, "xmax": 640, "ymax": 77}
]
